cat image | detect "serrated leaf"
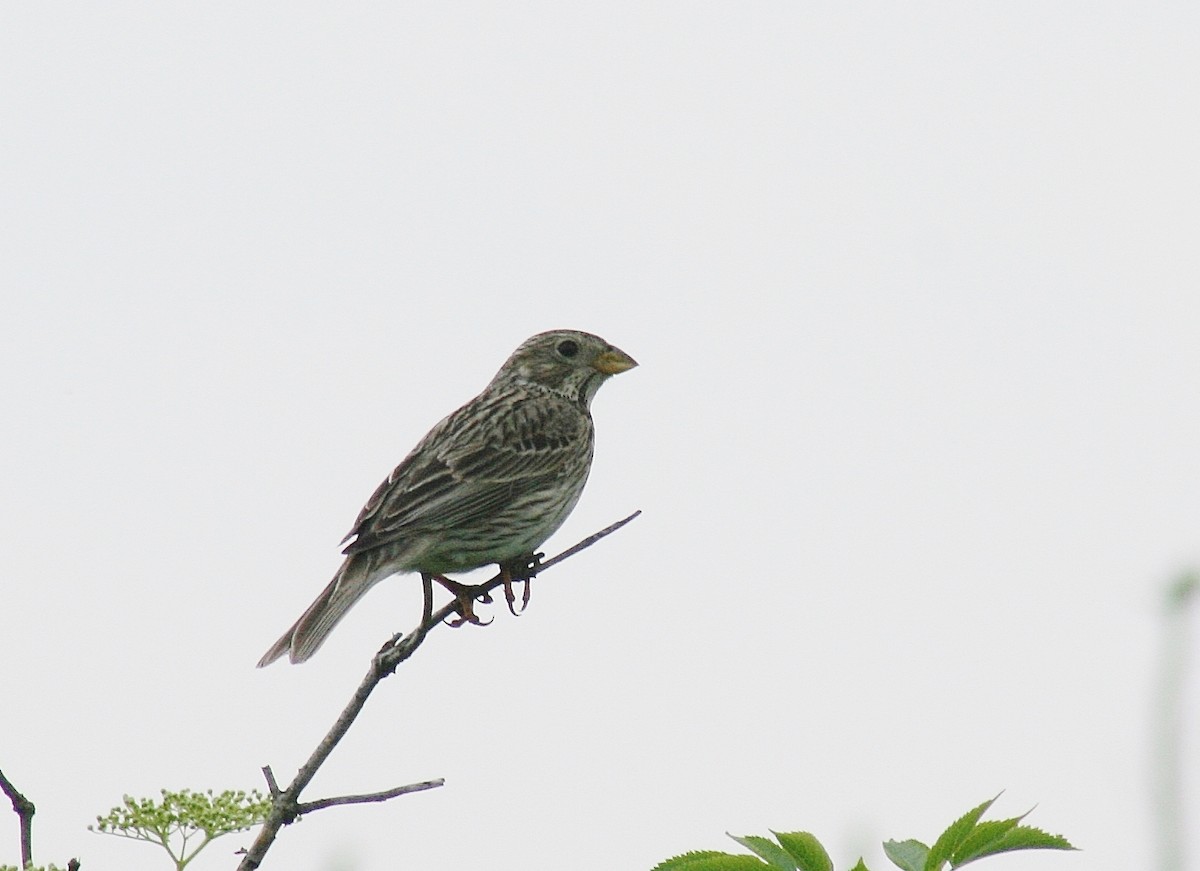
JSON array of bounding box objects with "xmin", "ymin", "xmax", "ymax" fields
[
  {"xmin": 949, "ymin": 824, "xmax": 1075, "ymax": 867},
  {"xmin": 883, "ymin": 839, "xmax": 930, "ymax": 871},
  {"xmin": 650, "ymin": 850, "xmax": 726, "ymax": 870},
  {"xmin": 772, "ymin": 831, "xmax": 833, "ymax": 871},
  {"xmin": 949, "ymin": 816, "xmax": 1025, "ymax": 866},
  {"xmin": 848, "ymin": 860, "xmax": 872, "ymax": 871},
  {"xmin": 924, "ymin": 795, "xmax": 999, "ymax": 871},
  {"xmin": 727, "ymin": 834, "xmax": 799, "ymax": 870},
  {"xmin": 651, "ymin": 852, "xmax": 773, "ymax": 871}
]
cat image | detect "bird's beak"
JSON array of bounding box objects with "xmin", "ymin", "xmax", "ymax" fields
[{"xmin": 591, "ymin": 347, "xmax": 638, "ymax": 375}]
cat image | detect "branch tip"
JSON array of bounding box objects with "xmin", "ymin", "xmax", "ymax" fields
[
  {"xmin": 261, "ymin": 766, "xmax": 281, "ymax": 798},
  {"xmin": 297, "ymin": 778, "xmax": 446, "ymax": 815}
]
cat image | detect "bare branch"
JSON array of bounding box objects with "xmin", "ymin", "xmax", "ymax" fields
[
  {"xmin": 261, "ymin": 766, "xmax": 281, "ymax": 798},
  {"xmin": 0, "ymin": 768, "xmax": 35, "ymax": 870},
  {"xmin": 536, "ymin": 509, "xmax": 642, "ymax": 572},
  {"xmin": 237, "ymin": 511, "xmax": 640, "ymax": 870},
  {"xmin": 297, "ymin": 779, "xmax": 446, "ymax": 815}
]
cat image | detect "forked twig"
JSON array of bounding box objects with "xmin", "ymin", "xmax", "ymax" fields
[
  {"xmin": 0, "ymin": 769, "xmax": 35, "ymax": 870},
  {"xmin": 237, "ymin": 510, "xmax": 640, "ymax": 870}
]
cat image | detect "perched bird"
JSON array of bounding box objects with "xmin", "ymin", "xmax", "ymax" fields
[{"xmin": 257, "ymin": 329, "xmax": 637, "ymax": 666}]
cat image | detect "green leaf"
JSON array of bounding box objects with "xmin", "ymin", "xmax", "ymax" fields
[
  {"xmin": 948, "ymin": 816, "xmax": 1024, "ymax": 867},
  {"xmin": 924, "ymin": 796, "xmax": 998, "ymax": 871},
  {"xmin": 951, "ymin": 824, "xmax": 1075, "ymax": 867},
  {"xmin": 848, "ymin": 860, "xmax": 872, "ymax": 871},
  {"xmin": 727, "ymin": 834, "xmax": 799, "ymax": 870},
  {"xmin": 883, "ymin": 839, "xmax": 930, "ymax": 871},
  {"xmin": 772, "ymin": 831, "xmax": 833, "ymax": 871},
  {"xmin": 651, "ymin": 852, "xmax": 772, "ymax": 871}
]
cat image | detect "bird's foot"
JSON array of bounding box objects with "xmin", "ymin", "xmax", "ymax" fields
[
  {"xmin": 501, "ymin": 553, "xmax": 543, "ymax": 616},
  {"xmin": 430, "ymin": 575, "xmax": 494, "ymax": 627}
]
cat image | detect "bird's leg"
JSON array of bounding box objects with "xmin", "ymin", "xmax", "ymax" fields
[
  {"xmin": 428, "ymin": 574, "xmax": 493, "ymax": 627},
  {"xmin": 501, "ymin": 553, "xmax": 543, "ymax": 616}
]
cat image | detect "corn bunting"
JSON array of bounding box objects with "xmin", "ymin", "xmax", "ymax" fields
[{"xmin": 258, "ymin": 329, "xmax": 637, "ymax": 666}]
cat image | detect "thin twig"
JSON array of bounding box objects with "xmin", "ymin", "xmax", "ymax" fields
[
  {"xmin": 261, "ymin": 766, "xmax": 281, "ymax": 798},
  {"xmin": 536, "ymin": 510, "xmax": 641, "ymax": 573},
  {"xmin": 297, "ymin": 779, "xmax": 446, "ymax": 815},
  {"xmin": 0, "ymin": 768, "xmax": 35, "ymax": 870},
  {"xmin": 237, "ymin": 510, "xmax": 640, "ymax": 871}
]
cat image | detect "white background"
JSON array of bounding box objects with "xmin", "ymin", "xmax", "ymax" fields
[{"xmin": 2, "ymin": 4, "xmax": 1198, "ymax": 870}]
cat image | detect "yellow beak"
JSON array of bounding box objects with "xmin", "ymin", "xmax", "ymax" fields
[{"xmin": 591, "ymin": 347, "xmax": 638, "ymax": 375}]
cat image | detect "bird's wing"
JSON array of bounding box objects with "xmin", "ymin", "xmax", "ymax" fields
[{"xmin": 341, "ymin": 393, "xmax": 591, "ymax": 555}]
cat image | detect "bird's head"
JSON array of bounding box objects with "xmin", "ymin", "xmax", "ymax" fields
[{"xmin": 495, "ymin": 329, "xmax": 637, "ymax": 407}]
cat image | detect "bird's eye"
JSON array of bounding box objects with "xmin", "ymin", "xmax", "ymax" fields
[{"xmin": 556, "ymin": 340, "xmax": 579, "ymax": 358}]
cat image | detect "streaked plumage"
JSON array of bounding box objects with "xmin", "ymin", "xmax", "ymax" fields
[{"xmin": 258, "ymin": 329, "xmax": 636, "ymax": 666}]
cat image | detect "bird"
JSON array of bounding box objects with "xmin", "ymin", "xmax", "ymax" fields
[{"xmin": 257, "ymin": 329, "xmax": 637, "ymax": 666}]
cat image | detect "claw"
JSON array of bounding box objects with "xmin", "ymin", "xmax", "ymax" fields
[
  {"xmin": 502, "ymin": 556, "xmax": 540, "ymax": 616},
  {"xmin": 502, "ymin": 575, "xmax": 533, "ymax": 617},
  {"xmin": 445, "ymin": 608, "xmax": 492, "ymax": 628},
  {"xmin": 429, "ymin": 574, "xmax": 493, "ymax": 628},
  {"xmin": 501, "ymin": 566, "xmax": 520, "ymax": 617}
]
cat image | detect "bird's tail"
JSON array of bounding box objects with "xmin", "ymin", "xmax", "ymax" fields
[{"xmin": 257, "ymin": 552, "xmax": 391, "ymax": 667}]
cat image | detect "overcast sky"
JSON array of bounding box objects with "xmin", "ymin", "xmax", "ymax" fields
[{"xmin": 3, "ymin": 4, "xmax": 1198, "ymax": 871}]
